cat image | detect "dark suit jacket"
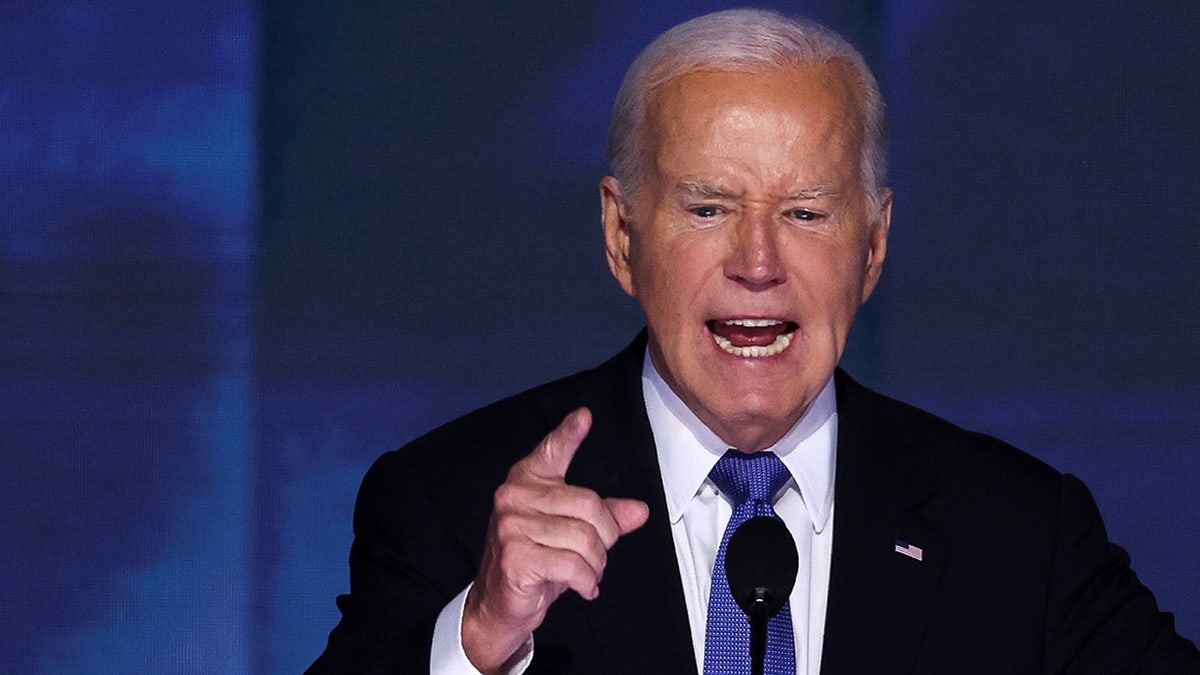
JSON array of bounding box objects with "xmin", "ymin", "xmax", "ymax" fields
[{"xmin": 310, "ymin": 333, "xmax": 1199, "ymax": 673}]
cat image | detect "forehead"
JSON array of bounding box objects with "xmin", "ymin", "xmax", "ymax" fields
[{"xmin": 642, "ymin": 64, "xmax": 865, "ymax": 188}]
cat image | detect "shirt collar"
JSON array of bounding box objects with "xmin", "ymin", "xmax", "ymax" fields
[{"xmin": 641, "ymin": 351, "xmax": 837, "ymax": 533}]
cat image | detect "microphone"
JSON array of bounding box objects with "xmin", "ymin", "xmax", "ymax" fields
[{"xmin": 725, "ymin": 515, "xmax": 799, "ymax": 675}]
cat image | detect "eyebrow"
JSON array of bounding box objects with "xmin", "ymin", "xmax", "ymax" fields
[
  {"xmin": 675, "ymin": 180, "xmax": 840, "ymax": 201},
  {"xmin": 787, "ymin": 187, "xmax": 839, "ymax": 200},
  {"xmin": 676, "ymin": 181, "xmax": 739, "ymax": 200}
]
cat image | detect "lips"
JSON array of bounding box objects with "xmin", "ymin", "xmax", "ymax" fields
[{"xmin": 706, "ymin": 318, "xmax": 798, "ymax": 358}]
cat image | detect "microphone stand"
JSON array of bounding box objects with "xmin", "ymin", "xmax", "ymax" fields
[
  {"xmin": 725, "ymin": 516, "xmax": 799, "ymax": 675},
  {"xmin": 748, "ymin": 590, "xmax": 771, "ymax": 675}
]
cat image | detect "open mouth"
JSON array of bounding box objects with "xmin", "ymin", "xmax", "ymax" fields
[{"xmin": 706, "ymin": 318, "xmax": 798, "ymax": 358}]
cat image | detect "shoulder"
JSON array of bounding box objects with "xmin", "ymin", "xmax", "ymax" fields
[
  {"xmin": 833, "ymin": 374, "xmax": 1200, "ymax": 670},
  {"xmin": 834, "ymin": 369, "xmax": 1065, "ymax": 511}
]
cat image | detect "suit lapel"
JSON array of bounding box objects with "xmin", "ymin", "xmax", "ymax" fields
[
  {"xmin": 819, "ymin": 371, "xmax": 949, "ymax": 673},
  {"xmin": 564, "ymin": 335, "xmax": 698, "ymax": 674}
]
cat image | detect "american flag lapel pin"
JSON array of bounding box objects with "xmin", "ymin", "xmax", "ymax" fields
[{"xmin": 894, "ymin": 539, "xmax": 924, "ymax": 562}]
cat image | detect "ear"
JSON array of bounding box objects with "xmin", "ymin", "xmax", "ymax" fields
[
  {"xmin": 860, "ymin": 188, "xmax": 892, "ymax": 304},
  {"xmin": 600, "ymin": 176, "xmax": 637, "ymax": 297}
]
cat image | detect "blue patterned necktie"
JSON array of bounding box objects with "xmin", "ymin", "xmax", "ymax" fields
[{"xmin": 703, "ymin": 450, "xmax": 797, "ymax": 675}]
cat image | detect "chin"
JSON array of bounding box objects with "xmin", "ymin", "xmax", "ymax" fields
[{"xmin": 696, "ymin": 392, "xmax": 802, "ymax": 447}]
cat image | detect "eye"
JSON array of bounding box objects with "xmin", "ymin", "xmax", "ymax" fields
[
  {"xmin": 788, "ymin": 208, "xmax": 820, "ymax": 221},
  {"xmin": 689, "ymin": 205, "xmax": 721, "ymax": 219}
]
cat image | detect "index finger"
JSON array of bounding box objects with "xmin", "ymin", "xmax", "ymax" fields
[{"xmin": 516, "ymin": 407, "xmax": 592, "ymax": 482}]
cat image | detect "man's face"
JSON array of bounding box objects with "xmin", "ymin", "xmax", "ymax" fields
[{"xmin": 601, "ymin": 63, "xmax": 891, "ymax": 452}]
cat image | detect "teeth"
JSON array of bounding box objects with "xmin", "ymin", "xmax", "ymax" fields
[
  {"xmin": 723, "ymin": 318, "xmax": 782, "ymax": 328},
  {"xmin": 712, "ymin": 330, "xmax": 794, "ymax": 358}
]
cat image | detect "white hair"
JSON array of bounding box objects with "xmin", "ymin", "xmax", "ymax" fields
[{"xmin": 605, "ymin": 8, "xmax": 889, "ymax": 213}]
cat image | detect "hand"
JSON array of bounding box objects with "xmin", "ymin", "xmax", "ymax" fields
[{"xmin": 461, "ymin": 407, "xmax": 650, "ymax": 673}]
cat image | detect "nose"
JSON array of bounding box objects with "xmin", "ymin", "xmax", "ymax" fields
[{"xmin": 724, "ymin": 212, "xmax": 785, "ymax": 288}]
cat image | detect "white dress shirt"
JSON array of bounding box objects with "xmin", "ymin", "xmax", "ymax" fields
[
  {"xmin": 431, "ymin": 354, "xmax": 838, "ymax": 674},
  {"xmin": 642, "ymin": 354, "xmax": 837, "ymax": 675}
]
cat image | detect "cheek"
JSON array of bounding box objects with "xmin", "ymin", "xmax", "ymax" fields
[
  {"xmin": 831, "ymin": 252, "xmax": 868, "ymax": 293},
  {"xmin": 787, "ymin": 246, "xmax": 871, "ymax": 323},
  {"xmin": 632, "ymin": 235, "xmax": 703, "ymax": 293},
  {"xmin": 812, "ymin": 235, "xmax": 871, "ymax": 293},
  {"xmin": 631, "ymin": 247, "xmax": 718, "ymax": 336}
]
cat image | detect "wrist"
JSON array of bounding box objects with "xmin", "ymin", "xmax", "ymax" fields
[{"xmin": 462, "ymin": 587, "xmax": 538, "ymax": 674}]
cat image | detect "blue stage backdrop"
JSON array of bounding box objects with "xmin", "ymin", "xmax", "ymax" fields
[
  {"xmin": 1, "ymin": 1, "xmax": 256, "ymax": 672},
  {"xmin": 3, "ymin": 1, "xmax": 1197, "ymax": 672}
]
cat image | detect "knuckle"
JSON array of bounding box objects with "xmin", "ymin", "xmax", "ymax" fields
[
  {"xmin": 555, "ymin": 518, "xmax": 593, "ymax": 551},
  {"xmin": 569, "ymin": 554, "xmax": 600, "ymax": 585},
  {"xmin": 559, "ymin": 522, "xmax": 605, "ymax": 568},
  {"xmin": 562, "ymin": 487, "xmax": 604, "ymax": 519},
  {"xmin": 573, "ymin": 519, "xmax": 607, "ymax": 554},
  {"xmin": 496, "ymin": 539, "xmax": 535, "ymax": 578},
  {"xmin": 493, "ymin": 482, "xmax": 522, "ymax": 510},
  {"xmin": 492, "ymin": 512, "xmax": 522, "ymax": 541}
]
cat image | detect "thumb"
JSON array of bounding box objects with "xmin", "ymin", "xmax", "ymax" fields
[{"xmin": 604, "ymin": 497, "xmax": 650, "ymax": 536}]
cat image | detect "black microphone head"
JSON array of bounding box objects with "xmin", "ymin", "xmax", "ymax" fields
[{"xmin": 724, "ymin": 515, "xmax": 799, "ymax": 620}]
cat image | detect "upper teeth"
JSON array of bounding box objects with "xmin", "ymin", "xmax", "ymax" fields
[{"xmin": 723, "ymin": 319, "xmax": 781, "ymax": 327}]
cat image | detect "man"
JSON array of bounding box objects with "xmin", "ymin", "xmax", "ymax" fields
[{"xmin": 311, "ymin": 9, "xmax": 1199, "ymax": 674}]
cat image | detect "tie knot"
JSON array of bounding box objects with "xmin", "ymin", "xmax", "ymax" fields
[{"xmin": 709, "ymin": 450, "xmax": 791, "ymax": 508}]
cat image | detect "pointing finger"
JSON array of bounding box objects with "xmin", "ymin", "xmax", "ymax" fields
[{"xmin": 517, "ymin": 408, "xmax": 592, "ymax": 482}]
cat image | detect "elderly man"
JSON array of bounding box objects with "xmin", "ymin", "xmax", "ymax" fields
[{"xmin": 311, "ymin": 9, "xmax": 1199, "ymax": 674}]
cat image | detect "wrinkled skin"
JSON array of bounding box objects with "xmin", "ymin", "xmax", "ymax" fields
[{"xmin": 462, "ymin": 62, "xmax": 890, "ymax": 672}]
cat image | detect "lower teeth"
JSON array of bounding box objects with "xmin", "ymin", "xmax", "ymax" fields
[{"xmin": 712, "ymin": 331, "xmax": 793, "ymax": 358}]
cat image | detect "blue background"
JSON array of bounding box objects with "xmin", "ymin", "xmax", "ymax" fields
[{"xmin": 2, "ymin": 1, "xmax": 1197, "ymax": 671}]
